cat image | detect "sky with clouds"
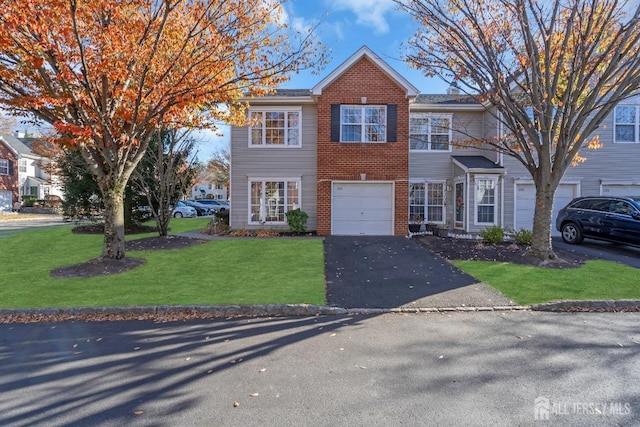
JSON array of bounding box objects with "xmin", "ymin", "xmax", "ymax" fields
[{"xmin": 280, "ymin": 0, "xmax": 448, "ymax": 93}]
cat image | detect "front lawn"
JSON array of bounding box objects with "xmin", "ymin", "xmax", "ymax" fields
[
  {"xmin": 0, "ymin": 219, "xmax": 326, "ymax": 308},
  {"xmin": 452, "ymin": 260, "xmax": 640, "ymax": 306}
]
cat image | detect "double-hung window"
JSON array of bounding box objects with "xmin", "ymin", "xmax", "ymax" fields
[
  {"xmin": 410, "ymin": 113, "xmax": 452, "ymax": 151},
  {"xmin": 614, "ymin": 106, "xmax": 640, "ymax": 143},
  {"xmin": 249, "ymin": 107, "xmax": 301, "ymax": 147},
  {"xmin": 249, "ymin": 179, "xmax": 300, "ymax": 224},
  {"xmin": 475, "ymin": 178, "xmax": 497, "ymax": 225},
  {"xmin": 0, "ymin": 159, "xmax": 8, "ymax": 175},
  {"xmin": 409, "ymin": 181, "xmax": 445, "ymax": 223},
  {"xmin": 341, "ymin": 105, "xmax": 386, "ymax": 142}
]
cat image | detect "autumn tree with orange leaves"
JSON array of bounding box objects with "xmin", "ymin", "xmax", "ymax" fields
[
  {"xmin": 398, "ymin": 0, "xmax": 640, "ymax": 260},
  {"xmin": 0, "ymin": 0, "xmax": 324, "ymax": 260}
]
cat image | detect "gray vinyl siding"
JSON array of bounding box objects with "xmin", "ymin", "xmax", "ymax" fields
[
  {"xmin": 500, "ymin": 96, "xmax": 640, "ymax": 230},
  {"xmin": 409, "ymin": 111, "xmax": 488, "ymax": 179},
  {"xmin": 230, "ymin": 104, "xmax": 318, "ymax": 230},
  {"xmin": 409, "ymin": 110, "xmax": 500, "ymax": 231}
]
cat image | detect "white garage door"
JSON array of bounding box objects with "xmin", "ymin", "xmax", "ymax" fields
[
  {"xmin": 0, "ymin": 190, "xmax": 12, "ymax": 212},
  {"xmin": 515, "ymin": 183, "xmax": 578, "ymax": 236},
  {"xmin": 332, "ymin": 182, "xmax": 393, "ymax": 235},
  {"xmin": 601, "ymin": 184, "xmax": 640, "ymax": 196}
]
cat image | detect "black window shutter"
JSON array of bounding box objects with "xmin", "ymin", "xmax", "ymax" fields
[
  {"xmin": 387, "ymin": 104, "xmax": 397, "ymax": 142},
  {"xmin": 330, "ymin": 104, "xmax": 340, "ymax": 142},
  {"xmin": 8, "ymin": 160, "xmax": 14, "ymax": 175}
]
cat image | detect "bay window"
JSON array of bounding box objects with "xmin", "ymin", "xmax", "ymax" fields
[{"xmin": 475, "ymin": 178, "xmax": 497, "ymax": 224}]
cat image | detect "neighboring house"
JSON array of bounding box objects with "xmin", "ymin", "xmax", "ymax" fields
[
  {"xmin": 229, "ymin": 46, "xmax": 640, "ymax": 236},
  {"xmin": 0, "ymin": 132, "xmax": 64, "ymax": 211},
  {"xmin": 191, "ymin": 180, "xmax": 227, "ymax": 200}
]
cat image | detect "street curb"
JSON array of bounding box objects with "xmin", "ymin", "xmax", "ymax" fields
[
  {"xmin": 2, "ymin": 301, "xmax": 639, "ymax": 323},
  {"xmin": 530, "ymin": 300, "xmax": 640, "ymax": 312},
  {"xmin": 0, "ymin": 304, "xmax": 529, "ymax": 322}
]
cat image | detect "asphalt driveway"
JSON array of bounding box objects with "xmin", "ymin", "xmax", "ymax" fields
[{"xmin": 324, "ymin": 236, "xmax": 516, "ymax": 309}]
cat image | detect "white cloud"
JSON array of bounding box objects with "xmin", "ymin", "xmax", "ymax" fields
[{"xmin": 324, "ymin": 0, "xmax": 396, "ymax": 34}]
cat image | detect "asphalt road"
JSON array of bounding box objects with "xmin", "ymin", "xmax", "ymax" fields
[{"xmin": 1, "ymin": 312, "xmax": 638, "ymax": 426}]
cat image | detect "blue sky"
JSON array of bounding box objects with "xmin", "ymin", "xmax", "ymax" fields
[
  {"xmin": 280, "ymin": 0, "xmax": 448, "ymax": 93},
  {"xmin": 196, "ymin": 0, "xmax": 449, "ymax": 161}
]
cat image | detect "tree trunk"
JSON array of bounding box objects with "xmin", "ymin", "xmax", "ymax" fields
[
  {"xmin": 529, "ymin": 179, "xmax": 557, "ymax": 260},
  {"xmin": 99, "ymin": 179, "xmax": 127, "ymax": 260}
]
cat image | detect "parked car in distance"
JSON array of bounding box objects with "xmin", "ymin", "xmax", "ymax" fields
[
  {"xmin": 182, "ymin": 200, "xmax": 214, "ymax": 216},
  {"xmin": 193, "ymin": 199, "xmax": 229, "ymax": 212},
  {"xmin": 556, "ymin": 196, "xmax": 640, "ymax": 246},
  {"xmin": 173, "ymin": 201, "xmax": 198, "ymax": 218}
]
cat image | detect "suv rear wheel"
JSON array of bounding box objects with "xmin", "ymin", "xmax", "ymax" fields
[{"xmin": 561, "ymin": 222, "xmax": 583, "ymax": 244}]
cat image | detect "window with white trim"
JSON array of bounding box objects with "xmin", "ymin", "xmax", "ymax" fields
[
  {"xmin": 19, "ymin": 159, "xmax": 27, "ymax": 173},
  {"xmin": 341, "ymin": 105, "xmax": 386, "ymax": 142},
  {"xmin": 249, "ymin": 179, "xmax": 300, "ymax": 224},
  {"xmin": 410, "ymin": 113, "xmax": 452, "ymax": 151},
  {"xmin": 0, "ymin": 159, "xmax": 8, "ymax": 175},
  {"xmin": 249, "ymin": 107, "xmax": 301, "ymax": 147},
  {"xmin": 614, "ymin": 106, "xmax": 640, "ymax": 143},
  {"xmin": 475, "ymin": 178, "xmax": 497, "ymax": 224},
  {"xmin": 409, "ymin": 181, "xmax": 445, "ymax": 223}
]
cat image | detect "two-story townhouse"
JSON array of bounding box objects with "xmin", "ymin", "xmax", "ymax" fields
[
  {"xmin": 0, "ymin": 133, "xmax": 64, "ymax": 211},
  {"xmin": 230, "ymin": 46, "xmax": 640, "ymax": 236}
]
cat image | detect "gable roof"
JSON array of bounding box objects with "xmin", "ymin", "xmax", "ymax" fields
[
  {"xmin": 0, "ymin": 133, "xmax": 33, "ymax": 157},
  {"xmin": 311, "ymin": 46, "xmax": 419, "ymax": 98}
]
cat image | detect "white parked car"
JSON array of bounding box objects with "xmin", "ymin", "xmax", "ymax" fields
[{"xmin": 173, "ymin": 202, "xmax": 197, "ymax": 218}]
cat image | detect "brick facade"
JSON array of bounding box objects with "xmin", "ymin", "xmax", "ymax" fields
[
  {"xmin": 0, "ymin": 139, "xmax": 18, "ymax": 205},
  {"xmin": 316, "ymin": 56, "xmax": 410, "ymax": 235}
]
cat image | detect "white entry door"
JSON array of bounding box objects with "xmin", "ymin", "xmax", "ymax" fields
[
  {"xmin": 515, "ymin": 183, "xmax": 578, "ymax": 236},
  {"xmin": 332, "ymin": 182, "xmax": 394, "ymax": 235}
]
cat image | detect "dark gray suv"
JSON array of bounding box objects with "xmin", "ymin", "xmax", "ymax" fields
[{"xmin": 556, "ymin": 196, "xmax": 640, "ymax": 246}]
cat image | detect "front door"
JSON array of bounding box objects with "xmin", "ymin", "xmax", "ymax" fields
[{"xmin": 454, "ymin": 181, "xmax": 465, "ymax": 229}]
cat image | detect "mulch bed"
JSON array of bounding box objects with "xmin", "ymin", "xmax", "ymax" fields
[{"xmin": 53, "ymin": 224, "xmax": 207, "ymax": 279}]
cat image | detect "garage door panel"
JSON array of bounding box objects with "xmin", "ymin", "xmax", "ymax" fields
[
  {"xmin": 515, "ymin": 183, "xmax": 577, "ymax": 236},
  {"xmin": 602, "ymin": 185, "xmax": 640, "ymax": 196},
  {"xmin": 332, "ymin": 183, "xmax": 393, "ymax": 236}
]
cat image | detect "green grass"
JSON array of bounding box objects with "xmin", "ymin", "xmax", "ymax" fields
[
  {"xmin": 0, "ymin": 219, "xmax": 325, "ymax": 308},
  {"xmin": 451, "ymin": 260, "xmax": 640, "ymax": 306}
]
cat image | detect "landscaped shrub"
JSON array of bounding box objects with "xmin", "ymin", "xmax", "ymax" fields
[
  {"xmin": 214, "ymin": 208, "xmax": 229, "ymax": 225},
  {"xmin": 511, "ymin": 228, "xmax": 533, "ymax": 246},
  {"xmin": 285, "ymin": 208, "xmax": 308, "ymax": 234},
  {"xmin": 21, "ymin": 195, "xmax": 37, "ymax": 207},
  {"xmin": 480, "ymin": 225, "xmax": 505, "ymax": 244}
]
